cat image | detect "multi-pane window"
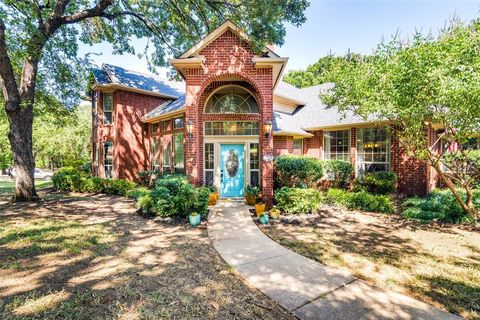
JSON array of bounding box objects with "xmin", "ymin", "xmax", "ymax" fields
[
  {"xmin": 161, "ymin": 120, "xmax": 171, "ymax": 132},
  {"xmin": 162, "ymin": 141, "xmax": 171, "ymax": 173},
  {"xmin": 103, "ymin": 141, "xmax": 113, "ymax": 179},
  {"xmin": 152, "ymin": 138, "xmax": 159, "ymax": 171},
  {"xmin": 152, "ymin": 123, "xmax": 159, "ymax": 134},
  {"xmin": 324, "ymin": 130, "xmax": 350, "ymax": 161},
  {"xmin": 174, "ymin": 117, "xmax": 184, "ymax": 129},
  {"xmin": 205, "ymin": 122, "xmax": 259, "ymax": 136},
  {"xmin": 103, "ymin": 93, "xmax": 113, "ymax": 125},
  {"xmin": 293, "ymin": 139, "xmax": 303, "ymax": 155},
  {"xmin": 205, "ymin": 86, "xmax": 259, "ymax": 114},
  {"xmin": 92, "ymin": 91, "xmax": 98, "ymax": 127},
  {"xmin": 204, "ymin": 143, "xmax": 215, "ymax": 186},
  {"xmin": 250, "ymin": 143, "xmax": 260, "ymax": 187},
  {"xmin": 356, "ymin": 128, "xmax": 390, "ymax": 176},
  {"xmin": 174, "ymin": 132, "xmax": 185, "ymax": 174}
]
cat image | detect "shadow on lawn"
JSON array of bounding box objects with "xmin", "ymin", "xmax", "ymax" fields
[
  {"xmin": 0, "ymin": 193, "xmax": 293, "ymax": 320},
  {"xmin": 266, "ymin": 210, "xmax": 480, "ymax": 319}
]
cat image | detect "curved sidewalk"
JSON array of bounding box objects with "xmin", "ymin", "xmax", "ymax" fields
[{"xmin": 208, "ymin": 201, "xmax": 460, "ymax": 320}]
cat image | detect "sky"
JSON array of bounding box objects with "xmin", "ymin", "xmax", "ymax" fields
[{"xmin": 79, "ymin": 0, "xmax": 480, "ymax": 77}]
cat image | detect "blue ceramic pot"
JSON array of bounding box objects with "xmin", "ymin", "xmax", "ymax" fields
[
  {"xmin": 258, "ymin": 215, "xmax": 269, "ymax": 225},
  {"xmin": 189, "ymin": 214, "xmax": 201, "ymax": 227}
]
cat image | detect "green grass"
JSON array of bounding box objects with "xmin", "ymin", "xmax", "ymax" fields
[{"xmin": 0, "ymin": 180, "xmax": 53, "ymax": 196}]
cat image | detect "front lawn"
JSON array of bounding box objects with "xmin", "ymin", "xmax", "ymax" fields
[
  {"xmin": 260, "ymin": 207, "xmax": 480, "ymax": 319},
  {"xmin": 0, "ymin": 192, "xmax": 293, "ymax": 319},
  {"xmin": 0, "ymin": 180, "xmax": 53, "ymax": 197}
]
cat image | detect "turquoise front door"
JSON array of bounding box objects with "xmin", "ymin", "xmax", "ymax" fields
[{"xmin": 220, "ymin": 144, "xmax": 245, "ymax": 198}]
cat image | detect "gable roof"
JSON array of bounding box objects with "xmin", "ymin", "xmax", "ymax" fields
[
  {"xmin": 92, "ymin": 64, "xmax": 182, "ymax": 99},
  {"xmin": 179, "ymin": 20, "xmax": 277, "ymax": 59}
]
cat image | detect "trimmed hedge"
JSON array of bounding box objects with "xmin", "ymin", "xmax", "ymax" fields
[
  {"xmin": 323, "ymin": 160, "xmax": 353, "ymax": 189},
  {"xmin": 53, "ymin": 167, "xmax": 135, "ymax": 196},
  {"xmin": 325, "ymin": 188, "xmax": 395, "ymax": 213},
  {"xmin": 274, "ymin": 187, "xmax": 323, "ymax": 214},
  {"xmin": 274, "ymin": 155, "xmax": 324, "ymax": 188},
  {"xmin": 402, "ymin": 189, "xmax": 480, "ymax": 223},
  {"xmin": 136, "ymin": 175, "xmax": 210, "ymax": 218},
  {"xmin": 355, "ymin": 172, "xmax": 397, "ymax": 195}
]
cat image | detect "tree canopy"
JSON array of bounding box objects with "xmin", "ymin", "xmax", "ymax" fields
[
  {"xmin": 322, "ymin": 18, "xmax": 480, "ymax": 219},
  {"xmin": 283, "ymin": 52, "xmax": 367, "ymax": 88}
]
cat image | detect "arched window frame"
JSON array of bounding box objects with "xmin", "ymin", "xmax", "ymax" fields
[{"xmin": 204, "ymin": 85, "xmax": 260, "ymax": 114}]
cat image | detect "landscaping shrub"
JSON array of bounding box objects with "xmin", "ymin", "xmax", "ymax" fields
[
  {"xmin": 126, "ymin": 186, "xmax": 150, "ymax": 200},
  {"xmin": 323, "ymin": 160, "xmax": 353, "ymax": 189},
  {"xmin": 274, "ymin": 187, "xmax": 323, "ymax": 214},
  {"xmin": 53, "ymin": 167, "xmax": 135, "ymax": 196},
  {"xmin": 274, "ymin": 155, "xmax": 324, "ymax": 188},
  {"xmin": 137, "ymin": 175, "xmax": 210, "ymax": 218},
  {"xmin": 52, "ymin": 166, "xmax": 83, "ymax": 192},
  {"xmin": 325, "ymin": 188, "xmax": 395, "ymax": 214},
  {"xmin": 354, "ymin": 172, "xmax": 397, "ymax": 194},
  {"xmin": 138, "ymin": 169, "xmax": 160, "ymax": 187},
  {"xmin": 402, "ymin": 189, "xmax": 480, "ymax": 223}
]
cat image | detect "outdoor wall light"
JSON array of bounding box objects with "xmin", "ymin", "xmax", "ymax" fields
[
  {"xmin": 186, "ymin": 120, "xmax": 194, "ymax": 140},
  {"xmin": 264, "ymin": 120, "xmax": 273, "ymax": 139}
]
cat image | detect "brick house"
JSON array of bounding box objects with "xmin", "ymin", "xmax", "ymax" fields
[{"xmin": 91, "ymin": 20, "xmax": 441, "ymax": 203}]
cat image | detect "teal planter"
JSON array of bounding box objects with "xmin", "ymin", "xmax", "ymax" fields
[
  {"xmin": 258, "ymin": 214, "xmax": 269, "ymax": 225},
  {"xmin": 189, "ymin": 214, "xmax": 201, "ymax": 227}
]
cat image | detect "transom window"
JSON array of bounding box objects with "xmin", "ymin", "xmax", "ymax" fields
[
  {"xmin": 205, "ymin": 121, "xmax": 259, "ymax": 136},
  {"xmin": 324, "ymin": 130, "xmax": 350, "ymax": 161},
  {"xmin": 356, "ymin": 128, "xmax": 390, "ymax": 176},
  {"xmin": 205, "ymin": 86, "xmax": 259, "ymax": 114}
]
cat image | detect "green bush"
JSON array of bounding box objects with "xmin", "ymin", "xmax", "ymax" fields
[
  {"xmin": 274, "ymin": 155, "xmax": 324, "ymax": 188},
  {"xmin": 402, "ymin": 189, "xmax": 480, "ymax": 223},
  {"xmin": 138, "ymin": 169, "xmax": 160, "ymax": 187},
  {"xmin": 52, "ymin": 166, "xmax": 83, "ymax": 192},
  {"xmin": 126, "ymin": 187, "xmax": 150, "ymax": 200},
  {"xmin": 274, "ymin": 187, "xmax": 323, "ymax": 214},
  {"xmin": 137, "ymin": 175, "xmax": 210, "ymax": 218},
  {"xmin": 323, "ymin": 160, "xmax": 353, "ymax": 189},
  {"xmin": 325, "ymin": 188, "xmax": 395, "ymax": 213},
  {"xmin": 355, "ymin": 172, "xmax": 397, "ymax": 194},
  {"xmin": 53, "ymin": 167, "xmax": 136, "ymax": 196}
]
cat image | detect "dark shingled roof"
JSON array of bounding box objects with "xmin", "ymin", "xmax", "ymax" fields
[
  {"xmin": 142, "ymin": 95, "xmax": 186, "ymax": 120},
  {"xmin": 93, "ymin": 64, "xmax": 182, "ymax": 98}
]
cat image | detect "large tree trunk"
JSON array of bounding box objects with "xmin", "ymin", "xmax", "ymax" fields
[{"xmin": 6, "ymin": 104, "xmax": 38, "ymax": 201}]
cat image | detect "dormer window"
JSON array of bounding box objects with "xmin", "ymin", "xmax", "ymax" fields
[{"xmin": 205, "ymin": 86, "xmax": 259, "ymax": 114}]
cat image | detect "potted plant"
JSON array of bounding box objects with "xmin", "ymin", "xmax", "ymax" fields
[
  {"xmin": 208, "ymin": 185, "xmax": 218, "ymax": 206},
  {"xmin": 258, "ymin": 212, "xmax": 269, "ymax": 225},
  {"xmin": 245, "ymin": 185, "xmax": 260, "ymax": 206},
  {"xmin": 269, "ymin": 206, "xmax": 281, "ymax": 220},
  {"xmin": 189, "ymin": 212, "xmax": 201, "ymax": 227},
  {"xmin": 255, "ymin": 197, "xmax": 266, "ymax": 216}
]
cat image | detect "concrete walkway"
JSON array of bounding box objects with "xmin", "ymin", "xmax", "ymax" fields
[{"xmin": 208, "ymin": 201, "xmax": 461, "ymax": 320}]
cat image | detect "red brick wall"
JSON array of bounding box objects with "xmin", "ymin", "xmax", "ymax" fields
[
  {"xmin": 183, "ymin": 29, "xmax": 274, "ymax": 204},
  {"xmin": 93, "ymin": 89, "xmax": 168, "ymax": 181},
  {"xmin": 273, "ymin": 136, "xmax": 293, "ymax": 155}
]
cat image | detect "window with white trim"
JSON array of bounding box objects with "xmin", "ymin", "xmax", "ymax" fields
[
  {"xmin": 356, "ymin": 128, "xmax": 390, "ymax": 176},
  {"xmin": 205, "ymin": 86, "xmax": 259, "ymax": 114},
  {"xmin": 174, "ymin": 132, "xmax": 185, "ymax": 174},
  {"xmin": 324, "ymin": 130, "xmax": 350, "ymax": 161},
  {"xmin": 103, "ymin": 93, "xmax": 113, "ymax": 125},
  {"xmin": 103, "ymin": 141, "xmax": 113, "ymax": 179},
  {"xmin": 250, "ymin": 143, "xmax": 260, "ymax": 187},
  {"xmin": 204, "ymin": 143, "xmax": 214, "ymax": 186},
  {"xmin": 162, "ymin": 141, "xmax": 171, "ymax": 173},
  {"xmin": 293, "ymin": 138, "xmax": 303, "ymax": 155},
  {"xmin": 152, "ymin": 138, "xmax": 159, "ymax": 171}
]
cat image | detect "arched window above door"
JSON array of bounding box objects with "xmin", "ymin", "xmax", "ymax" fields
[{"xmin": 205, "ymin": 86, "xmax": 259, "ymax": 114}]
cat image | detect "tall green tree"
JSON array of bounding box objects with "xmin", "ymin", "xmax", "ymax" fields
[
  {"xmin": 323, "ymin": 18, "xmax": 480, "ymax": 220},
  {"xmin": 0, "ymin": 0, "xmax": 309, "ymax": 201},
  {"xmin": 283, "ymin": 52, "xmax": 366, "ymax": 88}
]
